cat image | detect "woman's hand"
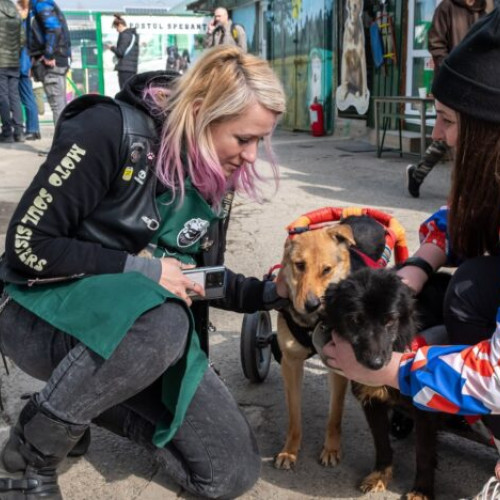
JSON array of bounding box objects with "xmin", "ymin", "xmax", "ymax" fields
[
  {"xmin": 159, "ymin": 258, "xmax": 205, "ymax": 306},
  {"xmin": 322, "ymin": 331, "xmax": 402, "ymax": 389},
  {"xmin": 41, "ymin": 56, "xmax": 56, "ymax": 68},
  {"xmin": 274, "ymin": 268, "xmax": 289, "ymax": 299}
]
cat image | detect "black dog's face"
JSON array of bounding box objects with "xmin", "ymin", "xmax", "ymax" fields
[{"xmin": 322, "ymin": 268, "xmax": 415, "ymax": 370}]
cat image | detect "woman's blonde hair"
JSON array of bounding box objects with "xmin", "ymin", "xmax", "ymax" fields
[{"xmin": 148, "ymin": 46, "xmax": 286, "ymax": 207}]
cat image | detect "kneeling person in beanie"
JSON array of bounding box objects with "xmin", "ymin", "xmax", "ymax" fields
[{"xmin": 324, "ymin": 9, "xmax": 500, "ymax": 499}]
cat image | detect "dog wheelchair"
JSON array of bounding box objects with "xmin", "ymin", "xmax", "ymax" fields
[
  {"xmin": 238, "ymin": 207, "xmax": 500, "ymax": 455},
  {"xmin": 239, "ymin": 206, "xmax": 409, "ymax": 384}
]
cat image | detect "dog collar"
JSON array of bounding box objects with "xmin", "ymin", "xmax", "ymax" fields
[{"xmin": 349, "ymin": 247, "xmax": 383, "ymax": 269}]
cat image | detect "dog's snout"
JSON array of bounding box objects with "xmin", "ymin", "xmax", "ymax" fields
[{"xmin": 304, "ymin": 292, "xmax": 321, "ymax": 313}]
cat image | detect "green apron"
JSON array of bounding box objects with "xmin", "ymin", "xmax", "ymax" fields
[{"xmin": 6, "ymin": 179, "xmax": 221, "ymax": 446}]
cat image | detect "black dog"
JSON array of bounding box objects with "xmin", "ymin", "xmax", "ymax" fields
[
  {"xmin": 323, "ymin": 267, "xmax": 415, "ymax": 370},
  {"xmin": 322, "ymin": 267, "xmax": 438, "ymax": 499}
]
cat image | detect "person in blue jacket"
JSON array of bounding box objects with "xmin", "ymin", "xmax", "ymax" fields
[
  {"xmin": 27, "ymin": 0, "xmax": 71, "ymax": 125},
  {"xmin": 16, "ymin": 0, "xmax": 40, "ymax": 140}
]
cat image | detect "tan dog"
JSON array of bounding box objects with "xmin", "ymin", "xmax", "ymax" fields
[{"xmin": 274, "ymin": 224, "xmax": 355, "ymax": 469}]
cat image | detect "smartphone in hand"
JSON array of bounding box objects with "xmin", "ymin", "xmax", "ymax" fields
[{"xmin": 183, "ymin": 266, "xmax": 226, "ymax": 300}]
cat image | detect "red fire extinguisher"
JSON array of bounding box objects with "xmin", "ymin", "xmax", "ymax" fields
[{"xmin": 309, "ymin": 97, "xmax": 325, "ymax": 137}]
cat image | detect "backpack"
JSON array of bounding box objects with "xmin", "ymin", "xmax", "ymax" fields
[{"xmin": 231, "ymin": 23, "xmax": 244, "ymax": 44}]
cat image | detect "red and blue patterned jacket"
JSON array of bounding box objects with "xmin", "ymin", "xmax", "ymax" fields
[{"xmin": 399, "ymin": 207, "xmax": 500, "ymax": 415}]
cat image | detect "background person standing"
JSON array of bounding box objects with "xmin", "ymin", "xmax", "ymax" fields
[
  {"xmin": 0, "ymin": 0, "xmax": 25, "ymax": 143},
  {"xmin": 16, "ymin": 0, "xmax": 40, "ymax": 140},
  {"xmin": 406, "ymin": 0, "xmax": 486, "ymax": 198},
  {"xmin": 204, "ymin": 7, "xmax": 247, "ymax": 53},
  {"xmin": 108, "ymin": 14, "xmax": 139, "ymax": 90},
  {"xmin": 27, "ymin": 0, "xmax": 71, "ymax": 125}
]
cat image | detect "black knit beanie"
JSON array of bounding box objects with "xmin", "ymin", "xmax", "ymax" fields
[{"xmin": 432, "ymin": 8, "xmax": 500, "ymax": 124}]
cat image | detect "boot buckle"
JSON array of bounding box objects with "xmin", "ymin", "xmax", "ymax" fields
[{"xmin": 0, "ymin": 476, "xmax": 39, "ymax": 491}]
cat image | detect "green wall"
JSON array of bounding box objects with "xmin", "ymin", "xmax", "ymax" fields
[{"xmin": 268, "ymin": 0, "xmax": 335, "ymax": 133}]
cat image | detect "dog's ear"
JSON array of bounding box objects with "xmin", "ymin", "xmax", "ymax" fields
[
  {"xmin": 283, "ymin": 236, "xmax": 295, "ymax": 256},
  {"xmin": 326, "ymin": 224, "xmax": 356, "ymax": 247}
]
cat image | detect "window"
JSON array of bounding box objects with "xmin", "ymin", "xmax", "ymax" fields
[{"xmin": 405, "ymin": 0, "xmax": 439, "ymax": 120}]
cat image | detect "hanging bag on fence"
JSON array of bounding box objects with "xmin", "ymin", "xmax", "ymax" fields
[{"xmin": 370, "ymin": 22, "xmax": 384, "ymax": 68}]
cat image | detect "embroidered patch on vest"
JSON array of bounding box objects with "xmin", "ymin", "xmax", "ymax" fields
[
  {"xmin": 130, "ymin": 141, "xmax": 145, "ymax": 164},
  {"xmin": 177, "ymin": 218, "xmax": 210, "ymax": 248},
  {"xmin": 122, "ymin": 166, "xmax": 134, "ymax": 181}
]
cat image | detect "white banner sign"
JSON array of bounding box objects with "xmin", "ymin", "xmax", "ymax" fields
[{"xmin": 101, "ymin": 15, "xmax": 210, "ymax": 36}]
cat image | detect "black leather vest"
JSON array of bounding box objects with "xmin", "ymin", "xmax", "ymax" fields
[{"xmin": 63, "ymin": 95, "xmax": 162, "ymax": 255}]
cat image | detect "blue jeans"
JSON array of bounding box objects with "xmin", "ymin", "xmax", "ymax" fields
[
  {"xmin": 0, "ymin": 297, "xmax": 260, "ymax": 499},
  {"xmin": 19, "ymin": 75, "xmax": 40, "ymax": 134},
  {"xmin": 0, "ymin": 68, "xmax": 23, "ymax": 137}
]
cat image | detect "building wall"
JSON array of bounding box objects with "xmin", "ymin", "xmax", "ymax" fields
[
  {"xmin": 232, "ymin": 3, "xmax": 259, "ymax": 53},
  {"xmin": 268, "ymin": 0, "xmax": 335, "ymax": 132}
]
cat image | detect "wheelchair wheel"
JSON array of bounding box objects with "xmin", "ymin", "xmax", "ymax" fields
[{"xmin": 240, "ymin": 311, "xmax": 273, "ymax": 383}]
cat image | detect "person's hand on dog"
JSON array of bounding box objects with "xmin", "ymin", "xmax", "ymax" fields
[
  {"xmin": 274, "ymin": 268, "xmax": 289, "ymax": 299},
  {"xmin": 322, "ymin": 331, "xmax": 402, "ymax": 389},
  {"xmin": 159, "ymin": 258, "xmax": 205, "ymax": 306}
]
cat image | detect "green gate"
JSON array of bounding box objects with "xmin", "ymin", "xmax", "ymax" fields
[{"xmin": 66, "ymin": 11, "xmax": 105, "ymax": 98}]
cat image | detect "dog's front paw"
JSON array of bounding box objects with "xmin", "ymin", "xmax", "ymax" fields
[
  {"xmin": 405, "ymin": 491, "xmax": 430, "ymax": 500},
  {"xmin": 274, "ymin": 451, "xmax": 297, "ymax": 470},
  {"xmin": 359, "ymin": 466, "xmax": 393, "ymax": 493},
  {"xmin": 319, "ymin": 446, "xmax": 341, "ymax": 467}
]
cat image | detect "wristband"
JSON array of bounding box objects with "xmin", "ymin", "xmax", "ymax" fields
[{"xmin": 399, "ymin": 256, "xmax": 434, "ymax": 279}]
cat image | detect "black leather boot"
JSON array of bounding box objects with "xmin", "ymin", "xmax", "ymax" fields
[
  {"xmin": 0, "ymin": 397, "xmax": 87, "ymax": 499},
  {"xmin": 2, "ymin": 400, "xmax": 91, "ymax": 473}
]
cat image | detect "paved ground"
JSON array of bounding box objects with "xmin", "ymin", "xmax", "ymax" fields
[{"xmin": 0, "ymin": 122, "xmax": 497, "ymax": 499}]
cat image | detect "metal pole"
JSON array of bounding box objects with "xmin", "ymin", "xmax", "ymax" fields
[
  {"xmin": 420, "ymin": 100, "xmax": 426, "ymax": 159},
  {"xmin": 375, "ymin": 99, "xmax": 380, "ymax": 157}
]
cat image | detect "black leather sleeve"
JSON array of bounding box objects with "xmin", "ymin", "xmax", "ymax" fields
[
  {"xmin": 200, "ymin": 210, "xmax": 269, "ymax": 313},
  {"xmin": 212, "ymin": 268, "xmax": 267, "ymax": 313}
]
